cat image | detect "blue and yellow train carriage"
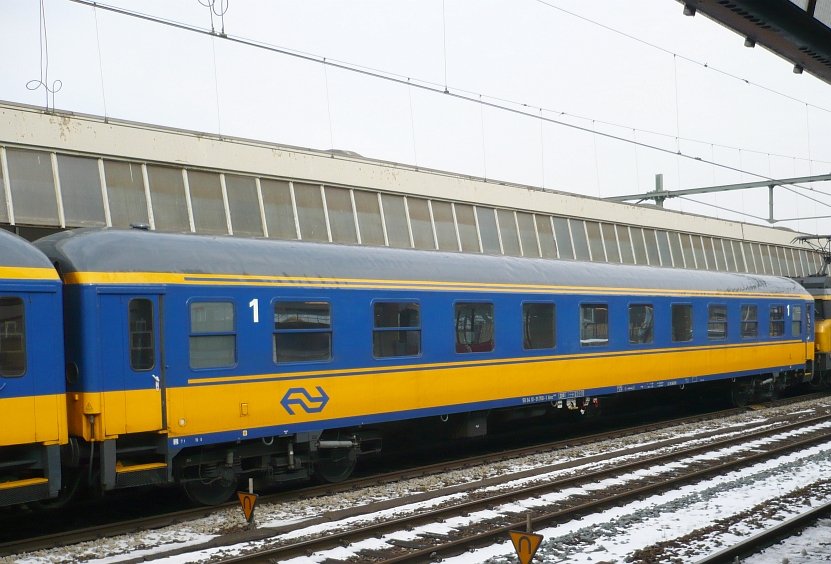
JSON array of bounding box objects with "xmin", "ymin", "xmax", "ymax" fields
[
  {"xmin": 0, "ymin": 229, "xmax": 65, "ymax": 507},
  {"xmin": 35, "ymin": 228, "xmax": 814, "ymax": 504}
]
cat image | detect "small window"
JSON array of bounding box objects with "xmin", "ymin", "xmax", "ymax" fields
[
  {"xmin": 0, "ymin": 297, "xmax": 25, "ymax": 377},
  {"xmin": 628, "ymin": 304, "xmax": 653, "ymax": 344},
  {"xmin": 672, "ymin": 304, "xmax": 693, "ymax": 342},
  {"xmin": 455, "ymin": 303, "xmax": 494, "ymax": 353},
  {"xmin": 274, "ymin": 301, "xmax": 332, "ymax": 363},
  {"xmin": 792, "ymin": 305, "xmax": 802, "ymax": 337},
  {"xmin": 708, "ymin": 305, "xmax": 727, "ymax": 340},
  {"xmin": 741, "ymin": 305, "xmax": 758, "ymax": 338},
  {"xmin": 770, "ymin": 305, "xmax": 785, "ymax": 337},
  {"xmin": 523, "ymin": 303, "xmax": 555, "ymax": 350},
  {"xmin": 129, "ymin": 299, "xmax": 154, "ymax": 371},
  {"xmin": 580, "ymin": 304, "xmax": 608, "ymax": 347},
  {"xmin": 373, "ymin": 302, "xmax": 421, "ymax": 358},
  {"xmin": 190, "ymin": 301, "xmax": 236, "ymax": 369}
]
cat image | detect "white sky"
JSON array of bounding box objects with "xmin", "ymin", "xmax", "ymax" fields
[{"xmin": 3, "ymin": 0, "xmax": 831, "ymax": 235}]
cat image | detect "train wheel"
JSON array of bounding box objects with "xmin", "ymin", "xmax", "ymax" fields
[
  {"xmin": 730, "ymin": 379, "xmax": 754, "ymax": 407},
  {"xmin": 183, "ymin": 472, "xmax": 237, "ymax": 506},
  {"xmin": 315, "ymin": 447, "xmax": 358, "ymax": 483},
  {"xmin": 31, "ymin": 468, "xmax": 85, "ymax": 510}
]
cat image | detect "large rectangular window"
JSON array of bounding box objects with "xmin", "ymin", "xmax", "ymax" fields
[
  {"xmin": 226, "ymin": 175, "xmax": 263, "ymax": 237},
  {"xmin": 580, "ymin": 304, "xmax": 608, "ymax": 347},
  {"xmin": 147, "ymin": 165, "xmax": 189, "ymax": 232},
  {"xmin": 104, "ymin": 160, "xmax": 148, "ymax": 228},
  {"xmin": 57, "ymin": 155, "xmax": 106, "ymax": 227},
  {"xmin": 791, "ymin": 305, "xmax": 802, "ymax": 337},
  {"xmin": 770, "ymin": 305, "xmax": 785, "ymax": 337},
  {"xmin": 373, "ymin": 302, "xmax": 420, "ymax": 358},
  {"xmin": 708, "ymin": 304, "xmax": 727, "ymax": 340},
  {"xmin": 188, "ymin": 170, "xmax": 227, "ymax": 235},
  {"xmin": 129, "ymin": 298, "xmax": 154, "ymax": 371},
  {"xmin": 455, "ymin": 303, "xmax": 494, "ymax": 353},
  {"xmin": 741, "ymin": 305, "xmax": 758, "ymax": 338},
  {"xmin": 6, "ymin": 148, "xmax": 59, "ymax": 225},
  {"xmin": 190, "ymin": 301, "xmax": 235, "ymax": 369},
  {"xmin": 523, "ymin": 303, "xmax": 555, "ymax": 350},
  {"xmin": 274, "ymin": 301, "xmax": 331, "ymax": 363},
  {"xmin": 672, "ymin": 304, "xmax": 693, "ymax": 342},
  {"xmin": 325, "ymin": 186, "xmax": 357, "ymax": 244},
  {"xmin": 0, "ymin": 297, "xmax": 25, "ymax": 377},
  {"xmin": 628, "ymin": 304, "xmax": 654, "ymax": 344}
]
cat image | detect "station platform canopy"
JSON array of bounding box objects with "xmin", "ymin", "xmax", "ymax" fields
[{"xmin": 679, "ymin": 0, "xmax": 831, "ymax": 83}]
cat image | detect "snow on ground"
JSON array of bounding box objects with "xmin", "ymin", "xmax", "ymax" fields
[
  {"xmin": 745, "ymin": 519, "xmax": 831, "ymax": 563},
  {"xmin": 6, "ymin": 400, "xmax": 831, "ymax": 563}
]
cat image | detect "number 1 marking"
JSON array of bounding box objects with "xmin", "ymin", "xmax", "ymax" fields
[{"xmin": 249, "ymin": 298, "xmax": 259, "ymax": 323}]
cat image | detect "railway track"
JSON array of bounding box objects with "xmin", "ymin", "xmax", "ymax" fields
[
  {"xmin": 3, "ymin": 393, "xmax": 829, "ymax": 561},
  {"xmin": 0, "ymin": 402, "xmax": 751, "ymax": 556},
  {"xmin": 694, "ymin": 499, "xmax": 831, "ymax": 564},
  {"xmin": 210, "ymin": 411, "xmax": 831, "ymax": 562}
]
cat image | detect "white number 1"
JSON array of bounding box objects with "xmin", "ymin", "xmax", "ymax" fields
[{"xmin": 249, "ymin": 298, "xmax": 259, "ymax": 323}]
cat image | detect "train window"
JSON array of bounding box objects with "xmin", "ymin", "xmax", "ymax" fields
[
  {"xmin": 523, "ymin": 303, "xmax": 555, "ymax": 350},
  {"xmin": 373, "ymin": 302, "xmax": 420, "ymax": 358},
  {"xmin": 580, "ymin": 304, "xmax": 608, "ymax": 347},
  {"xmin": 672, "ymin": 304, "xmax": 693, "ymax": 342},
  {"xmin": 707, "ymin": 305, "xmax": 727, "ymax": 340},
  {"xmin": 628, "ymin": 304, "xmax": 653, "ymax": 344},
  {"xmin": 769, "ymin": 305, "xmax": 785, "ymax": 337},
  {"xmin": 741, "ymin": 305, "xmax": 758, "ymax": 338},
  {"xmin": 189, "ymin": 302, "xmax": 236, "ymax": 369},
  {"xmin": 816, "ymin": 300, "xmax": 831, "ymax": 320},
  {"xmin": 274, "ymin": 301, "xmax": 331, "ymax": 363},
  {"xmin": 129, "ymin": 299, "xmax": 155, "ymax": 371},
  {"xmin": 792, "ymin": 306, "xmax": 802, "ymax": 337},
  {"xmin": 0, "ymin": 297, "xmax": 25, "ymax": 377},
  {"xmin": 455, "ymin": 303, "xmax": 494, "ymax": 353}
]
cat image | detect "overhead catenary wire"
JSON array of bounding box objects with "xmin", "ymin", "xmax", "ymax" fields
[{"xmin": 63, "ymin": 0, "xmax": 831, "ymax": 213}]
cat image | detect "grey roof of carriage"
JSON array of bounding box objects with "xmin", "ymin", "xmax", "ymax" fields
[{"xmin": 34, "ymin": 228, "xmax": 808, "ymax": 296}]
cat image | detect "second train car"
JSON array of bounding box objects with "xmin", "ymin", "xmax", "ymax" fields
[{"xmin": 30, "ymin": 227, "xmax": 814, "ymax": 504}]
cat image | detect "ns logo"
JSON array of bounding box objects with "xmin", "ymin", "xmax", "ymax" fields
[{"xmin": 280, "ymin": 386, "xmax": 329, "ymax": 415}]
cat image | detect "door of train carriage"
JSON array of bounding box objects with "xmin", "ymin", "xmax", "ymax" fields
[{"xmin": 98, "ymin": 292, "xmax": 165, "ymax": 435}]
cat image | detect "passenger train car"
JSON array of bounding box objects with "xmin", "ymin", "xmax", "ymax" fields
[
  {"xmin": 0, "ymin": 229, "xmax": 66, "ymax": 506},
  {"xmin": 28, "ymin": 227, "xmax": 814, "ymax": 505}
]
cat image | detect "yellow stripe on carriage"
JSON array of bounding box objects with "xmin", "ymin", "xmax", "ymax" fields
[
  {"xmin": 163, "ymin": 340, "xmax": 811, "ymax": 438},
  {"xmin": 0, "ymin": 266, "xmax": 60, "ymax": 281},
  {"xmin": 64, "ymin": 270, "xmax": 812, "ymax": 300}
]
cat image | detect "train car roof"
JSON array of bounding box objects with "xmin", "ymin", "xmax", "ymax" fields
[
  {"xmin": 0, "ymin": 228, "xmax": 57, "ymax": 269},
  {"xmin": 35, "ymin": 228, "xmax": 808, "ymax": 296}
]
